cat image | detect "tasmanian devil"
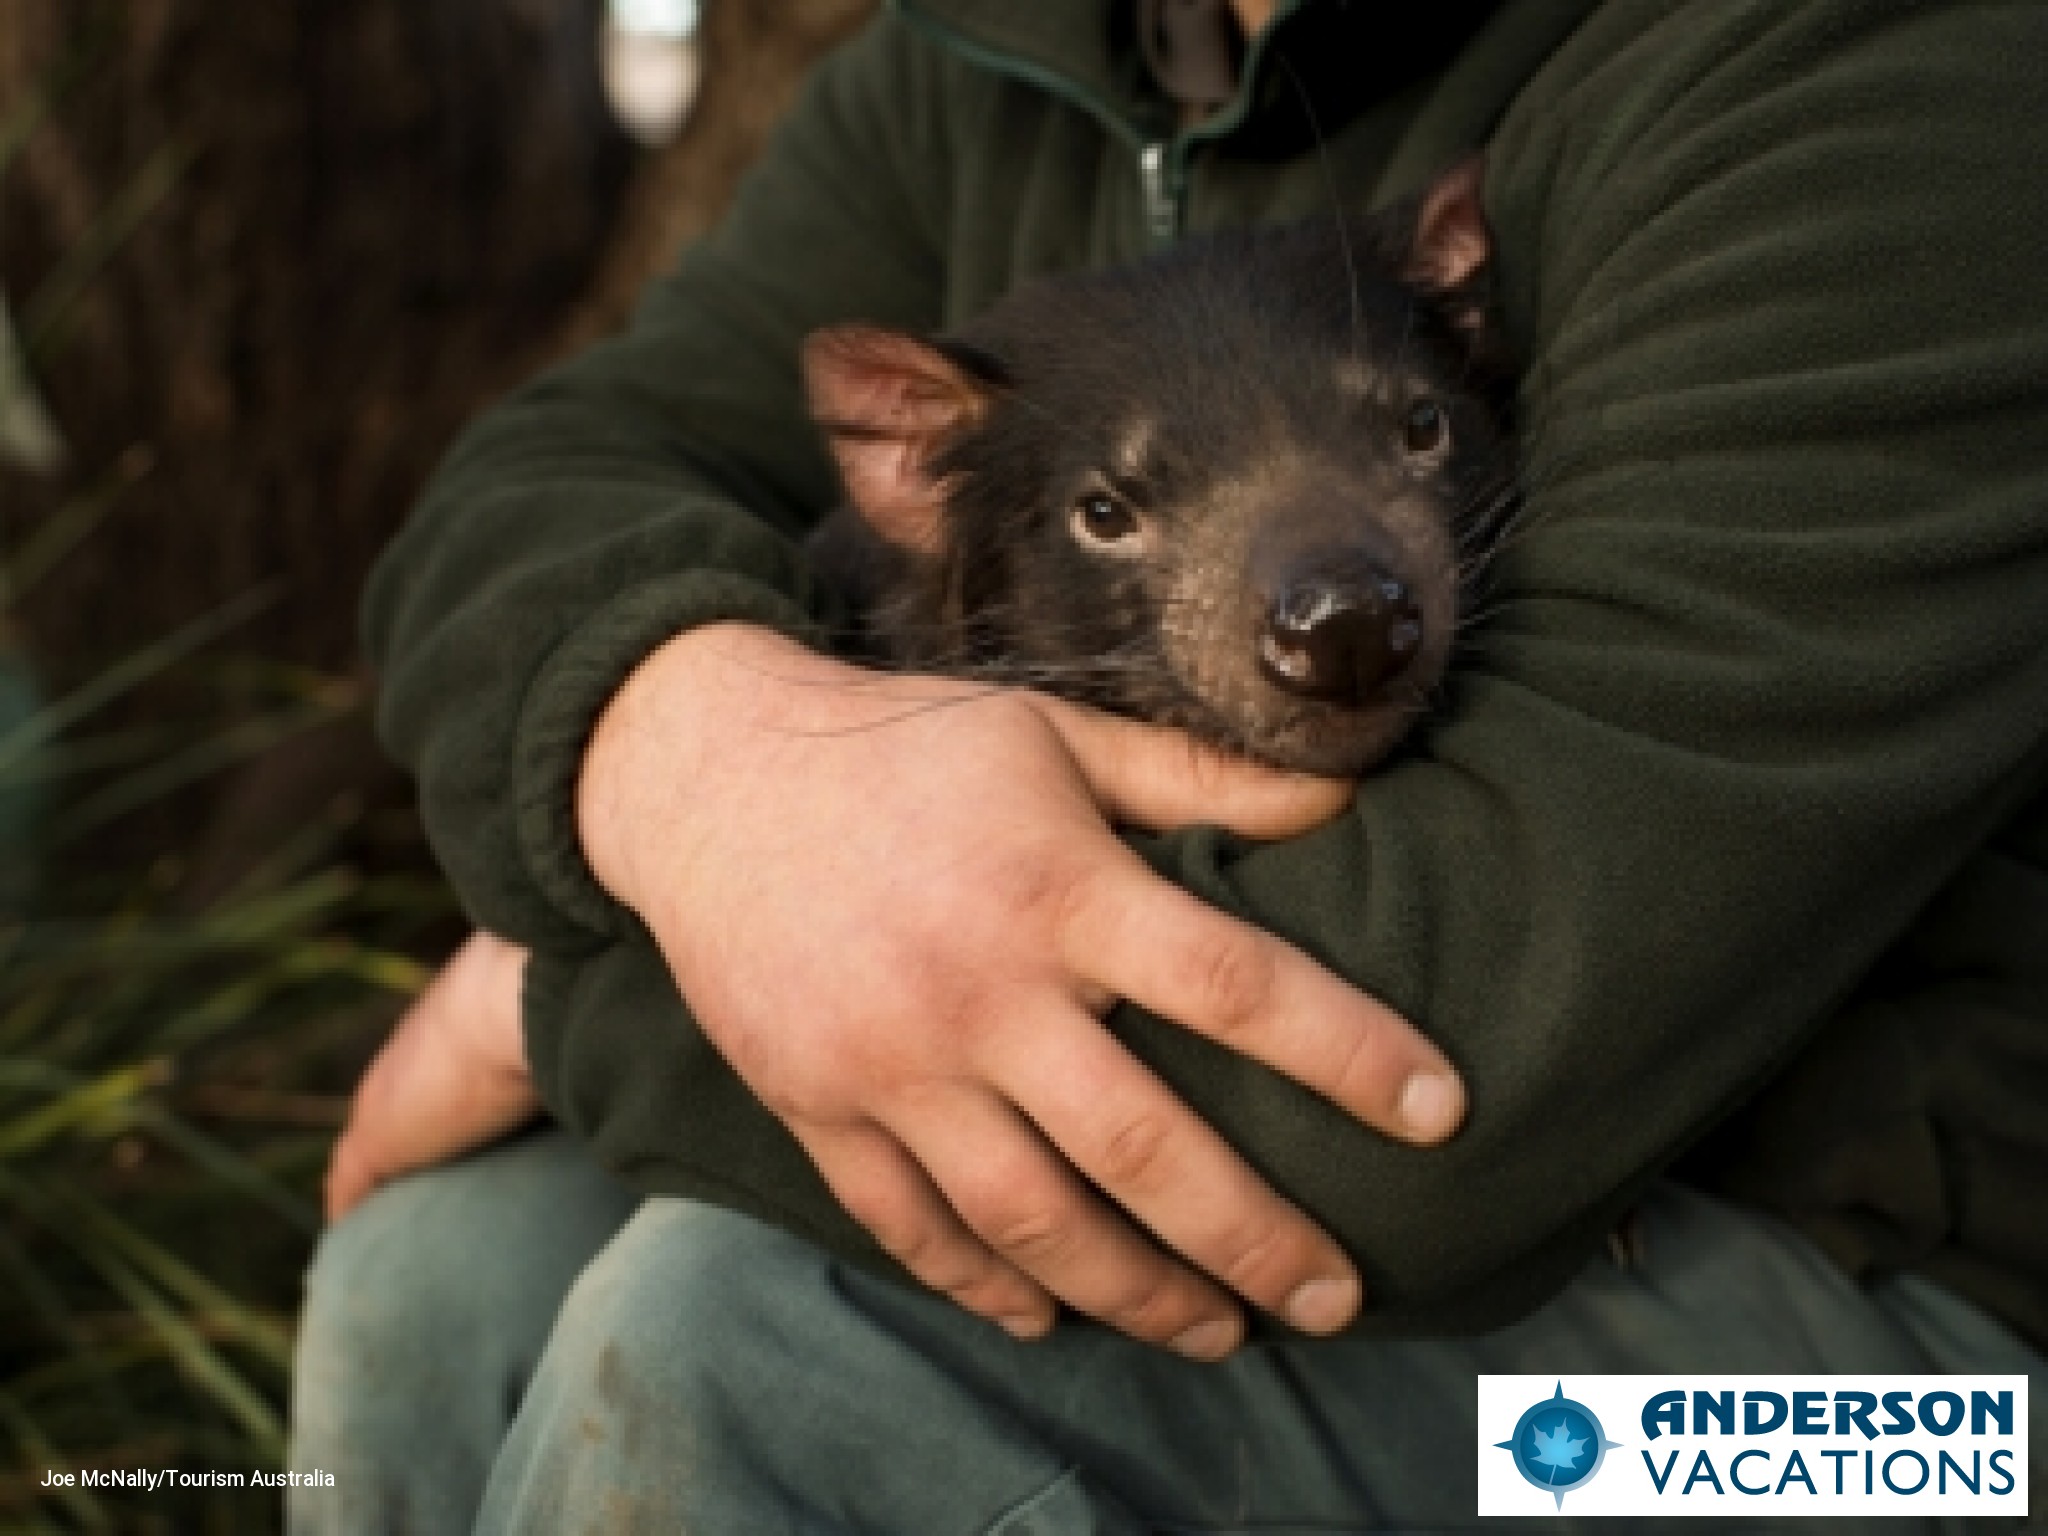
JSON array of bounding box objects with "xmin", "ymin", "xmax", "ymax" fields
[{"xmin": 799, "ymin": 158, "xmax": 1513, "ymax": 779}]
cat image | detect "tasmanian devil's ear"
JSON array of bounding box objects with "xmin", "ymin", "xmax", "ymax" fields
[
  {"xmin": 802, "ymin": 325, "xmax": 998, "ymax": 555},
  {"xmin": 1405, "ymin": 154, "xmax": 1490, "ymax": 295}
]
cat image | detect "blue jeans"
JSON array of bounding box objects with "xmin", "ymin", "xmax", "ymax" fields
[{"xmin": 288, "ymin": 1130, "xmax": 2042, "ymax": 1533}]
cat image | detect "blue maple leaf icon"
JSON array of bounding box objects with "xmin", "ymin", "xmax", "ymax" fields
[
  {"xmin": 1527, "ymin": 1420, "xmax": 1587, "ymax": 1476},
  {"xmin": 1498, "ymin": 1384, "xmax": 1619, "ymax": 1509}
]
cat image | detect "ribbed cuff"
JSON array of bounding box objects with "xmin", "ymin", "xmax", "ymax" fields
[{"xmin": 512, "ymin": 569, "xmax": 823, "ymax": 940}]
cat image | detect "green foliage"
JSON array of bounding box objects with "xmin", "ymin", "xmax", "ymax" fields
[
  {"xmin": 2, "ymin": 26, "xmax": 452, "ymax": 1532},
  {"xmin": 0, "ymin": 790, "xmax": 443, "ymax": 1533}
]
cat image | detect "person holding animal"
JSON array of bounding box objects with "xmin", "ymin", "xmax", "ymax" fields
[{"xmin": 292, "ymin": 0, "xmax": 2048, "ymax": 1530}]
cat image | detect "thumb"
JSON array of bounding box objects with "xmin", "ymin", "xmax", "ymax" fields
[
  {"xmin": 324, "ymin": 1130, "xmax": 375, "ymax": 1223},
  {"xmin": 1031, "ymin": 695, "xmax": 1354, "ymax": 839}
]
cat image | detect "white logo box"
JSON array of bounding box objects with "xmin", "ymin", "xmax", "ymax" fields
[{"xmin": 1477, "ymin": 1374, "xmax": 2029, "ymax": 1519}]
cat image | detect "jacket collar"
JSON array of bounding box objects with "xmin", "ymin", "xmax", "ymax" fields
[
  {"xmin": 887, "ymin": 0, "xmax": 1511, "ymax": 156},
  {"xmin": 890, "ymin": 0, "xmax": 1166, "ymax": 148}
]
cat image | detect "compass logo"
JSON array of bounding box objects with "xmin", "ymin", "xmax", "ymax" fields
[
  {"xmin": 1495, "ymin": 1382, "xmax": 1623, "ymax": 1510},
  {"xmin": 1479, "ymin": 1374, "xmax": 2026, "ymax": 1517}
]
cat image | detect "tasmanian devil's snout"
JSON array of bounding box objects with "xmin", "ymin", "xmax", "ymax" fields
[
  {"xmin": 1167, "ymin": 458, "xmax": 1466, "ymax": 775},
  {"xmin": 1257, "ymin": 553, "xmax": 1424, "ymax": 705}
]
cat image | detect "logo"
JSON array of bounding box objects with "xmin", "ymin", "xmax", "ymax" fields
[
  {"xmin": 1478, "ymin": 1375, "xmax": 2027, "ymax": 1518},
  {"xmin": 1496, "ymin": 1382, "xmax": 1622, "ymax": 1509}
]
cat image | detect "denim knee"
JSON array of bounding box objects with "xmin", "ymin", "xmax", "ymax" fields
[
  {"xmin": 478, "ymin": 1199, "xmax": 1156, "ymax": 1536},
  {"xmin": 536, "ymin": 1197, "xmax": 824, "ymax": 1380},
  {"xmin": 288, "ymin": 1129, "xmax": 635, "ymax": 1536},
  {"xmin": 300, "ymin": 1129, "xmax": 632, "ymax": 1407}
]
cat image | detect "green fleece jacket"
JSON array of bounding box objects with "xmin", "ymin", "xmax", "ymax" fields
[{"xmin": 364, "ymin": 0, "xmax": 2048, "ymax": 1344}]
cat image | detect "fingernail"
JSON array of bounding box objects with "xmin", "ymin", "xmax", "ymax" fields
[
  {"xmin": 1284, "ymin": 1273, "xmax": 1359, "ymax": 1334},
  {"xmin": 1398, "ymin": 1071, "xmax": 1464, "ymax": 1142},
  {"xmin": 1169, "ymin": 1318, "xmax": 1240, "ymax": 1360},
  {"xmin": 996, "ymin": 1312, "xmax": 1051, "ymax": 1341}
]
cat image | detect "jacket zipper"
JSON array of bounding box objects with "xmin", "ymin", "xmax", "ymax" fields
[{"xmin": 1138, "ymin": 142, "xmax": 1189, "ymax": 244}]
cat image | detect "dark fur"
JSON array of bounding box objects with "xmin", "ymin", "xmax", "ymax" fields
[{"xmin": 807, "ymin": 197, "xmax": 1517, "ymax": 775}]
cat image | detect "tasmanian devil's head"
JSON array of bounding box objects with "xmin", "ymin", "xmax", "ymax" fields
[{"xmin": 802, "ymin": 157, "xmax": 1514, "ymax": 777}]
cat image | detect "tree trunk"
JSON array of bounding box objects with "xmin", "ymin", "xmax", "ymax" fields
[
  {"xmin": 0, "ymin": 0, "xmax": 636, "ymax": 677},
  {"xmin": 0, "ymin": 0, "xmax": 874, "ymax": 883},
  {"xmin": 573, "ymin": 0, "xmax": 876, "ymax": 339}
]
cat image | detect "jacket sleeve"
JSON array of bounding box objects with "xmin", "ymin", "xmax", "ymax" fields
[
  {"xmin": 362, "ymin": 17, "xmax": 951, "ymax": 954},
  {"xmin": 372, "ymin": 0, "xmax": 2048, "ymax": 1336},
  {"xmin": 1122, "ymin": 0, "xmax": 2048, "ymax": 1330}
]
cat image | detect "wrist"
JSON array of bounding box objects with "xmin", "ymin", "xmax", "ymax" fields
[{"xmin": 574, "ymin": 621, "xmax": 805, "ymax": 913}]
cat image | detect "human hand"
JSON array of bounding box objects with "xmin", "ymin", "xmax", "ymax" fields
[
  {"xmin": 324, "ymin": 929, "xmax": 541, "ymax": 1222},
  {"xmin": 578, "ymin": 622, "xmax": 1466, "ymax": 1359}
]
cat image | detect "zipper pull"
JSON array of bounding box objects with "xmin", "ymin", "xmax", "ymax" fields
[{"xmin": 1139, "ymin": 141, "xmax": 1184, "ymax": 244}]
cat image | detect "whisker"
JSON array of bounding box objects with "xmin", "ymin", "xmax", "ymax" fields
[
  {"xmin": 1274, "ymin": 51, "xmax": 1365, "ymax": 369},
  {"xmin": 774, "ymin": 687, "xmax": 1024, "ymax": 738}
]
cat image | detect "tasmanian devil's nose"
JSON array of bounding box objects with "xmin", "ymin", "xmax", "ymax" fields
[{"xmin": 1258, "ymin": 568, "xmax": 1423, "ymax": 703}]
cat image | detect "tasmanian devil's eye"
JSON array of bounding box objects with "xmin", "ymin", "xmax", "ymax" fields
[
  {"xmin": 1071, "ymin": 491, "xmax": 1142, "ymax": 549},
  {"xmin": 1404, "ymin": 398, "xmax": 1448, "ymax": 457}
]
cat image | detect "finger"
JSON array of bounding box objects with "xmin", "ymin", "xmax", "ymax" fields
[
  {"xmin": 792, "ymin": 1118, "xmax": 1057, "ymax": 1339},
  {"xmin": 324, "ymin": 1132, "xmax": 377, "ymax": 1222},
  {"xmin": 1060, "ymin": 859, "xmax": 1467, "ymax": 1147},
  {"xmin": 984, "ymin": 1015, "xmax": 1363, "ymax": 1335},
  {"xmin": 361, "ymin": 1019, "xmax": 542, "ymax": 1167},
  {"xmin": 322, "ymin": 998, "xmax": 543, "ymax": 1227},
  {"xmin": 1032, "ymin": 694, "xmax": 1353, "ymax": 839},
  {"xmin": 893, "ymin": 1082, "xmax": 1246, "ymax": 1359}
]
